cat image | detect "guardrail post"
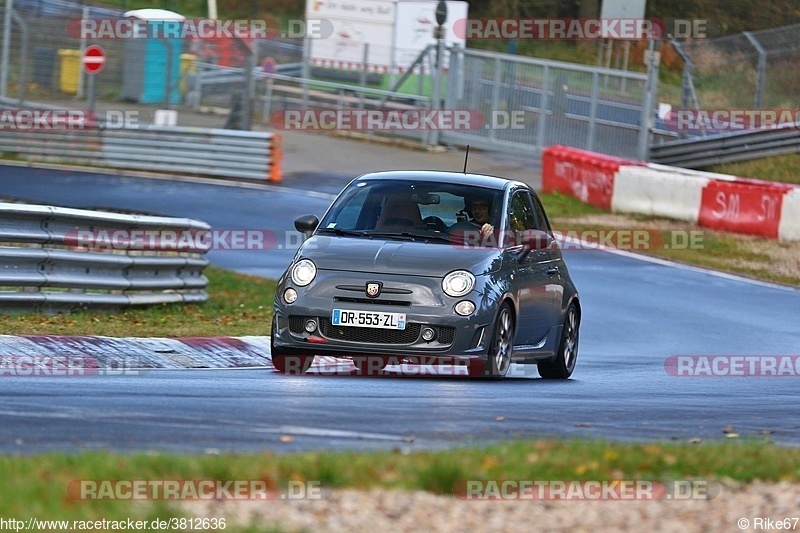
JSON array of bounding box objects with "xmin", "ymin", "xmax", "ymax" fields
[{"xmin": 269, "ymin": 133, "xmax": 283, "ymax": 183}]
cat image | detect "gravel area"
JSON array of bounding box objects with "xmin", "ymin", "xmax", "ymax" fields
[{"xmin": 185, "ymin": 482, "xmax": 800, "ymax": 532}]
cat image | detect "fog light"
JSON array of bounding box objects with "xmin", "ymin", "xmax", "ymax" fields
[
  {"xmin": 421, "ymin": 327, "xmax": 436, "ymax": 342},
  {"xmin": 455, "ymin": 300, "xmax": 476, "ymax": 316},
  {"xmin": 305, "ymin": 319, "xmax": 318, "ymax": 333},
  {"xmin": 284, "ymin": 288, "xmax": 297, "ymax": 304}
]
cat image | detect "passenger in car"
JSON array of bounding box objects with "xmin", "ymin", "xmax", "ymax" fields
[{"xmin": 375, "ymin": 196, "xmax": 424, "ymax": 229}]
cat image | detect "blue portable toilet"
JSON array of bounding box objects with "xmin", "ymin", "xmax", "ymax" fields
[{"xmin": 121, "ymin": 8, "xmax": 185, "ymax": 104}]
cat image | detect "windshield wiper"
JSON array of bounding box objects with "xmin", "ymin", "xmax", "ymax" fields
[
  {"xmin": 364, "ymin": 231, "xmax": 453, "ymax": 243},
  {"xmin": 316, "ymin": 228, "xmax": 368, "ymax": 238}
]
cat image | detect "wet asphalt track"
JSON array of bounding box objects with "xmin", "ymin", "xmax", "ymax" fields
[{"xmin": 0, "ymin": 165, "xmax": 798, "ymax": 452}]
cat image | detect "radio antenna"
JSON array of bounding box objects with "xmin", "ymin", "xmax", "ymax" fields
[{"xmin": 462, "ymin": 145, "xmax": 470, "ymax": 174}]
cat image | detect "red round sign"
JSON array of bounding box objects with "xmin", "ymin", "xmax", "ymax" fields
[{"xmin": 82, "ymin": 45, "xmax": 106, "ymax": 75}]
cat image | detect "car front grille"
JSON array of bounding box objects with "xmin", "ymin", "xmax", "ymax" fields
[
  {"xmin": 319, "ymin": 318, "xmax": 421, "ymax": 344},
  {"xmin": 438, "ymin": 326, "xmax": 456, "ymax": 345},
  {"xmin": 288, "ymin": 316, "xmax": 305, "ymax": 334},
  {"xmin": 289, "ymin": 316, "xmax": 455, "ymax": 346}
]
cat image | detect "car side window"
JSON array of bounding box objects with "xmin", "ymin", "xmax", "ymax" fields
[
  {"xmin": 508, "ymin": 191, "xmax": 537, "ymax": 232},
  {"xmin": 531, "ymin": 195, "xmax": 553, "ymax": 235}
]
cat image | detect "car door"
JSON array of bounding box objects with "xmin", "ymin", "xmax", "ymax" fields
[
  {"xmin": 505, "ymin": 189, "xmax": 552, "ymax": 345},
  {"xmin": 531, "ymin": 192, "xmax": 564, "ymax": 328}
]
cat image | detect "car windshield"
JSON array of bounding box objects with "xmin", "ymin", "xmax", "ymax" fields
[{"xmin": 317, "ymin": 180, "xmax": 503, "ymax": 245}]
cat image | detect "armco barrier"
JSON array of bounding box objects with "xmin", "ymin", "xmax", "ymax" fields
[
  {"xmin": 0, "ymin": 202, "xmax": 210, "ymax": 314},
  {"xmin": 542, "ymin": 145, "xmax": 800, "ymax": 241},
  {"xmin": 0, "ymin": 125, "xmax": 283, "ymax": 183}
]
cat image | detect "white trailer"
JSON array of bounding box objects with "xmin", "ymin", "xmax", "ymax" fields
[{"xmin": 305, "ymin": 0, "xmax": 468, "ymax": 75}]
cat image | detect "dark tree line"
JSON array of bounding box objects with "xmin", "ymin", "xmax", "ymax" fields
[{"xmin": 467, "ymin": 0, "xmax": 799, "ymax": 35}]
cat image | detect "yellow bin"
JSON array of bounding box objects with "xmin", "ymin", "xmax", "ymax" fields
[
  {"xmin": 180, "ymin": 53, "xmax": 196, "ymax": 95},
  {"xmin": 58, "ymin": 49, "xmax": 81, "ymax": 94}
]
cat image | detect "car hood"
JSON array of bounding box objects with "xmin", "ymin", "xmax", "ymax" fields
[{"xmin": 299, "ymin": 235, "xmax": 502, "ymax": 277}]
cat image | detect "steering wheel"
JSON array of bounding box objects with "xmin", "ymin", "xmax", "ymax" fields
[{"xmin": 422, "ymin": 216, "xmax": 448, "ymax": 232}]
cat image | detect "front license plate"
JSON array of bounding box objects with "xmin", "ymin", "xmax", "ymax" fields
[{"xmin": 331, "ymin": 309, "xmax": 406, "ymax": 330}]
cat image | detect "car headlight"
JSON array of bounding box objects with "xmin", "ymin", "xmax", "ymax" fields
[
  {"xmin": 291, "ymin": 259, "xmax": 317, "ymax": 286},
  {"xmin": 442, "ymin": 270, "xmax": 475, "ymax": 298}
]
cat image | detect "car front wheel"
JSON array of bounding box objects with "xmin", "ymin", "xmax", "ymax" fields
[
  {"xmin": 538, "ymin": 303, "xmax": 579, "ymax": 380},
  {"xmin": 484, "ymin": 303, "xmax": 514, "ymax": 379}
]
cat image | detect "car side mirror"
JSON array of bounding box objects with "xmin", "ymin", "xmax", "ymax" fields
[
  {"xmin": 294, "ymin": 214, "xmax": 319, "ymax": 239},
  {"xmin": 511, "ymin": 229, "xmax": 553, "ymax": 261},
  {"xmin": 520, "ymin": 229, "xmax": 553, "ymax": 251}
]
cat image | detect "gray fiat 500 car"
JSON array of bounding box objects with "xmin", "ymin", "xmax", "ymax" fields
[{"xmin": 271, "ymin": 171, "xmax": 580, "ymax": 379}]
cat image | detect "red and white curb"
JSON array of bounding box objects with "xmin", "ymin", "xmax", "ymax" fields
[
  {"xmin": 0, "ymin": 334, "xmax": 345, "ymax": 371},
  {"xmin": 543, "ymin": 146, "xmax": 800, "ymax": 241}
]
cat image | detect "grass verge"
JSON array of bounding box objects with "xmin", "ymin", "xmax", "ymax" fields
[
  {"xmin": 707, "ymin": 153, "xmax": 800, "ymax": 185},
  {"xmin": 541, "ymin": 192, "xmax": 800, "ymax": 287},
  {"xmin": 0, "ymin": 267, "xmax": 275, "ymax": 337},
  {"xmin": 1, "ymin": 440, "xmax": 798, "ymax": 521}
]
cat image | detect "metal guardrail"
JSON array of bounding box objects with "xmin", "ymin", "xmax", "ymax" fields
[
  {"xmin": 649, "ymin": 123, "xmax": 800, "ymax": 168},
  {"xmin": 0, "ymin": 125, "xmax": 283, "ymax": 182},
  {"xmin": 0, "ymin": 202, "xmax": 210, "ymax": 313}
]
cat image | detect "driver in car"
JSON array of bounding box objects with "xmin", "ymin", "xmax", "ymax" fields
[
  {"xmin": 467, "ymin": 196, "xmax": 494, "ymax": 238},
  {"xmin": 448, "ymin": 194, "xmax": 496, "ymax": 245}
]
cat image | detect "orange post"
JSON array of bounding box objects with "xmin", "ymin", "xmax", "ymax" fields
[{"xmin": 269, "ymin": 133, "xmax": 283, "ymax": 183}]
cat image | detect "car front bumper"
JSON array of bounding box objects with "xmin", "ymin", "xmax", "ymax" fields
[{"xmin": 272, "ymin": 269, "xmax": 498, "ymax": 361}]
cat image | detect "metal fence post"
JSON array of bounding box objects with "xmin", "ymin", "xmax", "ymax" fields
[
  {"xmin": 586, "ymin": 71, "xmax": 599, "ymax": 151},
  {"xmin": 360, "ymin": 43, "xmax": 368, "ymax": 89},
  {"xmin": 0, "ymin": 0, "xmax": 13, "ymax": 98},
  {"xmin": 743, "ymin": 31, "xmax": 767, "ymax": 109},
  {"xmin": 10, "ymin": 9, "xmax": 26, "ymax": 104},
  {"xmin": 262, "ymin": 76, "xmax": 273, "ymax": 124},
  {"xmin": 488, "ymin": 56, "xmax": 501, "ymax": 141},
  {"xmin": 429, "ymin": 38, "xmax": 445, "ymax": 146},
  {"xmin": 302, "ymin": 36, "xmax": 311, "ymax": 108},
  {"xmin": 536, "ymin": 64, "xmax": 550, "ymax": 151},
  {"xmin": 77, "ymin": 5, "xmax": 88, "ymax": 98},
  {"xmin": 637, "ymin": 42, "xmax": 660, "ymax": 161},
  {"xmin": 444, "ymin": 43, "xmax": 461, "ymax": 108}
]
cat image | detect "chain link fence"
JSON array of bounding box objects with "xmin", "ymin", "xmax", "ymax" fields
[
  {"xmin": 441, "ymin": 47, "xmax": 654, "ymax": 159},
  {"xmin": 669, "ymin": 23, "xmax": 800, "ymax": 111},
  {"xmin": 2, "ymin": 0, "xmax": 660, "ymax": 158}
]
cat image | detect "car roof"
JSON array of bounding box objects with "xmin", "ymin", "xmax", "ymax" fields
[{"xmin": 354, "ymin": 170, "xmax": 527, "ymax": 191}]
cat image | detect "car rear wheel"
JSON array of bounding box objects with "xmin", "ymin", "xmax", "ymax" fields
[
  {"xmin": 538, "ymin": 303, "xmax": 579, "ymax": 380},
  {"xmin": 484, "ymin": 303, "xmax": 514, "ymax": 379}
]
